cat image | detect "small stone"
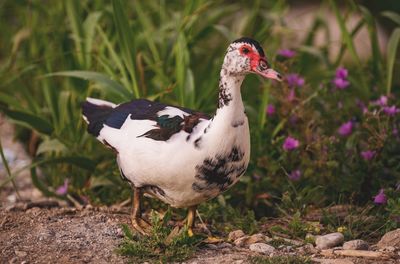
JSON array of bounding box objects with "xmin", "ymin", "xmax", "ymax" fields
[
  {"xmin": 217, "ymin": 242, "xmax": 232, "ymax": 249},
  {"xmin": 206, "ymin": 244, "xmax": 218, "ymax": 249},
  {"xmin": 249, "ymin": 243, "xmax": 275, "ymax": 255},
  {"xmin": 14, "ymin": 250, "xmax": 27, "ymax": 258},
  {"xmin": 233, "ymin": 235, "xmax": 250, "ymax": 247},
  {"xmin": 297, "ymin": 243, "xmax": 318, "ymax": 254},
  {"xmin": 228, "ymin": 229, "xmax": 245, "ymax": 241},
  {"xmin": 246, "ymin": 233, "xmax": 266, "ymax": 244},
  {"xmin": 377, "ymin": 228, "xmax": 400, "ymax": 249},
  {"xmin": 315, "ymin": 232, "xmax": 344, "ymax": 249},
  {"xmin": 343, "ymin": 239, "xmax": 369, "ymax": 250}
]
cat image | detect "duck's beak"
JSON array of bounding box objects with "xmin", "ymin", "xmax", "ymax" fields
[{"xmin": 252, "ymin": 58, "xmax": 282, "ymax": 81}]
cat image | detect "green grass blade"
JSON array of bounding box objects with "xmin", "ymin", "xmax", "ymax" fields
[
  {"xmin": 381, "ymin": 11, "xmax": 400, "ymax": 26},
  {"xmin": 0, "ymin": 138, "xmax": 20, "ymax": 198},
  {"xmin": 83, "ymin": 11, "xmax": 102, "ymax": 68},
  {"xmin": 112, "ymin": 0, "xmax": 139, "ymax": 98},
  {"xmin": 44, "ymin": 71, "xmax": 131, "ymax": 100},
  {"xmin": 386, "ymin": 28, "xmax": 400, "ymax": 95},
  {"xmin": 65, "ymin": 0, "xmax": 86, "ymax": 66},
  {"xmin": 0, "ymin": 107, "xmax": 53, "ymax": 135}
]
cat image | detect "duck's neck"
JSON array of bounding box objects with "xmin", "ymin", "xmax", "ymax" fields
[{"xmin": 213, "ymin": 69, "xmax": 246, "ymax": 124}]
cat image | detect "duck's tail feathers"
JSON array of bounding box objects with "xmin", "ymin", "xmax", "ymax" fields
[{"xmin": 82, "ymin": 98, "xmax": 116, "ymax": 137}]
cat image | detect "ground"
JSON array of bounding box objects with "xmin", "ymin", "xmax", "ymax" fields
[{"xmin": 1, "ymin": 116, "xmax": 399, "ymax": 264}]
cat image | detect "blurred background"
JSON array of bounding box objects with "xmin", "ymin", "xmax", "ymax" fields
[{"xmin": 1, "ymin": 0, "xmax": 399, "ymax": 238}]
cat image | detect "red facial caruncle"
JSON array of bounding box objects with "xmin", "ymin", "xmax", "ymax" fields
[{"xmin": 239, "ymin": 44, "xmax": 282, "ymax": 81}]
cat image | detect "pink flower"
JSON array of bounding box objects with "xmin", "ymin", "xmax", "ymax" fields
[
  {"xmin": 278, "ymin": 49, "xmax": 296, "ymax": 58},
  {"xmin": 338, "ymin": 121, "xmax": 353, "ymax": 136},
  {"xmin": 55, "ymin": 179, "xmax": 69, "ymax": 196},
  {"xmin": 266, "ymin": 104, "xmax": 275, "ymax": 116},
  {"xmin": 288, "ymin": 170, "xmax": 301, "ymax": 181},
  {"xmin": 383, "ymin": 105, "xmax": 400, "ymax": 116},
  {"xmin": 361, "ymin": 150, "xmax": 375, "ymax": 161},
  {"xmin": 286, "ymin": 74, "xmax": 305, "ymax": 88},
  {"xmin": 373, "ymin": 189, "xmax": 387, "ymax": 205},
  {"xmin": 283, "ymin": 136, "xmax": 300, "ymax": 151},
  {"xmin": 335, "ymin": 67, "xmax": 348, "ymax": 79},
  {"xmin": 333, "ymin": 77, "xmax": 350, "ymax": 90}
]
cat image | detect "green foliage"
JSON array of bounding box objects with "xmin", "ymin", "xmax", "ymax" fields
[{"xmin": 117, "ymin": 210, "xmax": 203, "ymax": 263}]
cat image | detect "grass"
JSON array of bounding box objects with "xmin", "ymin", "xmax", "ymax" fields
[{"xmin": 117, "ymin": 210, "xmax": 204, "ymax": 263}]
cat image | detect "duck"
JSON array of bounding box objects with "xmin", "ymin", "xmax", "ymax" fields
[{"xmin": 82, "ymin": 37, "xmax": 282, "ymax": 236}]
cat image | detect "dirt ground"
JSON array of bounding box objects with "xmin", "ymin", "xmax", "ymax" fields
[{"xmin": 1, "ymin": 116, "xmax": 399, "ymax": 264}]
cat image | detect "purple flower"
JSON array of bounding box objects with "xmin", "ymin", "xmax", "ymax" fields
[
  {"xmin": 373, "ymin": 189, "xmax": 387, "ymax": 205},
  {"xmin": 55, "ymin": 179, "xmax": 69, "ymax": 196},
  {"xmin": 376, "ymin": 95, "xmax": 388, "ymax": 106},
  {"xmin": 335, "ymin": 67, "xmax": 348, "ymax": 79},
  {"xmin": 288, "ymin": 170, "xmax": 301, "ymax": 181},
  {"xmin": 266, "ymin": 104, "xmax": 275, "ymax": 116},
  {"xmin": 287, "ymin": 88, "xmax": 296, "ymax": 102},
  {"xmin": 333, "ymin": 77, "xmax": 350, "ymax": 90},
  {"xmin": 361, "ymin": 150, "xmax": 376, "ymax": 161},
  {"xmin": 383, "ymin": 105, "xmax": 400, "ymax": 116},
  {"xmin": 286, "ymin": 74, "xmax": 305, "ymax": 88},
  {"xmin": 338, "ymin": 121, "xmax": 353, "ymax": 136},
  {"xmin": 278, "ymin": 49, "xmax": 296, "ymax": 58},
  {"xmin": 283, "ymin": 136, "xmax": 300, "ymax": 151}
]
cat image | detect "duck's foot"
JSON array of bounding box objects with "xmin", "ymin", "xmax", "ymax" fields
[{"xmin": 131, "ymin": 217, "xmax": 152, "ymax": 236}]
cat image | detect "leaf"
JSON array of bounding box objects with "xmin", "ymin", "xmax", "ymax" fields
[
  {"xmin": 44, "ymin": 70, "xmax": 131, "ymax": 100},
  {"xmin": 36, "ymin": 138, "xmax": 67, "ymax": 155},
  {"xmin": 0, "ymin": 107, "xmax": 53, "ymax": 135},
  {"xmin": 83, "ymin": 11, "xmax": 102, "ymax": 67},
  {"xmin": 382, "ymin": 11, "xmax": 400, "ymax": 26},
  {"xmin": 386, "ymin": 27, "xmax": 400, "ymax": 95}
]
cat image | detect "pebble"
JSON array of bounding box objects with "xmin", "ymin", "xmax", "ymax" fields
[
  {"xmin": 315, "ymin": 232, "xmax": 344, "ymax": 249},
  {"xmin": 377, "ymin": 228, "xmax": 400, "ymax": 249},
  {"xmin": 228, "ymin": 229, "xmax": 245, "ymax": 241},
  {"xmin": 297, "ymin": 243, "xmax": 318, "ymax": 254},
  {"xmin": 14, "ymin": 250, "xmax": 27, "ymax": 258},
  {"xmin": 233, "ymin": 235, "xmax": 250, "ymax": 247},
  {"xmin": 342, "ymin": 239, "xmax": 368, "ymax": 250},
  {"xmin": 249, "ymin": 243, "xmax": 275, "ymax": 255},
  {"xmin": 233, "ymin": 233, "xmax": 266, "ymax": 247}
]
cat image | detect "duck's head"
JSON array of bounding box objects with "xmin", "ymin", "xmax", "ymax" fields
[{"xmin": 223, "ymin": 37, "xmax": 282, "ymax": 81}]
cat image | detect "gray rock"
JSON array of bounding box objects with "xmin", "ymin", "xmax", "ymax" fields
[
  {"xmin": 315, "ymin": 232, "xmax": 344, "ymax": 249},
  {"xmin": 377, "ymin": 228, "xmax": 400, "ymax": 249},
  {"xmin": 249, "ymin": 243, "xmax": 275, "ymax": 255},
  {"xmin": 228, "ymin": 229, "xmax": 245, "ymax": 241},
  {"xmin": 343, "ymin": 239, "xmax": 369, "ymax": 250}
]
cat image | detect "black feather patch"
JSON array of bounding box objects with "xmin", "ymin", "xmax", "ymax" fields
[
  {"xmin": 139, "ymin": 112, "xmax": 209, "ymax": 141},
  {"xmin": 82, "ymin": 98, "xmax": 211, "ymax": 141},
  {"xmin": 82, "ymin": 101, "xmax": 114, "ymax": 137},
  {"xmin": 192, "ymin": 146, "xmax": 246, "ymax": 193}
]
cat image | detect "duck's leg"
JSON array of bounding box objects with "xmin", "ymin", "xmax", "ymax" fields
[
  {"xmin": 130, "ymin": 186, "xmax": 152, "ymax": 235},
  {"xmin": 186, "ymin": 205, "xmax": 197, "ymax": 237}
]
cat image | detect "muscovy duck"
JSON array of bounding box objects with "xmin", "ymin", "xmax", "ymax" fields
[{"xmin": 82, "ymin": 37, "xmax": 281, "ymax": 235}]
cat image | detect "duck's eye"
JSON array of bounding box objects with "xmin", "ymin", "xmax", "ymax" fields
[{"xmin": 242, "ymin": 47, "xmax": 250, "ymax": 54}]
